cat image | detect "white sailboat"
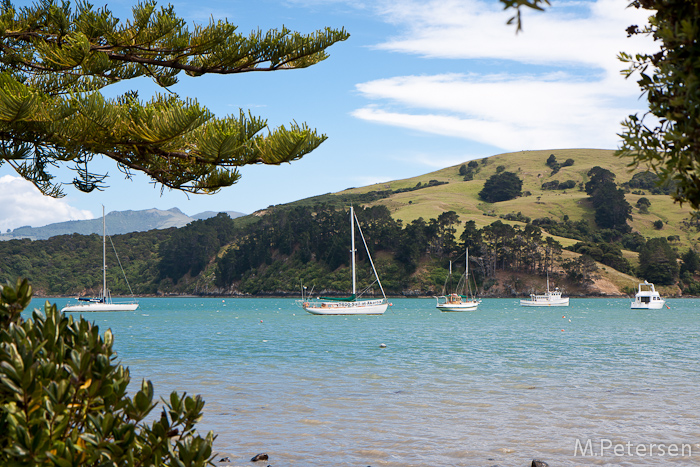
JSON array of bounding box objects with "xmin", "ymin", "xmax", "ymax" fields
[
  {"xmin": 61, "ymin": 207, "xmax": 139, "ymax": 313},
  {"xmin": 520, "ymin": 271, "xmax": 569, "ymax": 307},
  {"xmin": 630, "ymin": 280, "xmax": 666, "ymax": 309},
  {"xmin": 435, "ymin": 248, "xmax": 480, "ymax": 312},
  {"xmin": 300, "ymin": 206, "xmax": 389, "ymax": 315}
]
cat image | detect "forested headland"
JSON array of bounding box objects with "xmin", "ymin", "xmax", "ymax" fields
[{"xmin": 3, "ymin": 149, "xmax": 700, "ymax": 298}]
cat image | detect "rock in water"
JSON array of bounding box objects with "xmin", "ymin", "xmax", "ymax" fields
[
  {"xmin": 531, "ymin": 460, "xmax": 549, "ymax": 467},
  {"xmin": 251, "ymin": 453, "xmax": 269, "ymax": 462}
]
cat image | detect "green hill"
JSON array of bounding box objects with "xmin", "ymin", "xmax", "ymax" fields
[
  {"xmin": 3, "ymin": 148, "xmax": 694, "ymax": 299},
  {"xmin": 334, "ymin": 148, "xmax": 694, "ymax": 251}
]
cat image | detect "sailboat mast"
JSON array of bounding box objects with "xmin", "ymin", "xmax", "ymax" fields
[
  {"xmin": 102, "ymin": 205, "xmax": 106, "ymax": 301},
  {"xmin": 465, "ymin": 248, "xmax": 469, "ymax": 279},
  {"xmin": 350, "ymin": 206, "xmax": 356, "ymax": 296},
  {"xmin": 465, "ymin": 248, "xmax": 469, "ymax": 295}
]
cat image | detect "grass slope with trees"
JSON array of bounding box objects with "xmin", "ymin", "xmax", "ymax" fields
[{"xmin": 4, "ymin": 149, "xmax": 700, "ymax": 298}]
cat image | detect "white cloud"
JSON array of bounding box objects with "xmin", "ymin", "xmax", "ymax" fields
[
  {"xmin": 374, "ymin": 0, "xmax": 653, "ymax": 70},
  {"xmin": 352, "ymin": 0, "xmax": 656, "ymax": 153},
  {"xmin": 352, "ymin": 72, "xmax": 634, "ymax": 150},
  {"xmin": 0, "ymin": 176, "xmax": 94, "ymax": 232}
]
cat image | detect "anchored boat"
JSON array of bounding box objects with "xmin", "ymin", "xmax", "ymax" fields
[
  {"xmin": 300, "ymin": 206, "xmax": 388, "ymax": 315},
  {"xmin": 61, "ymin": 206, "xmax": 138, "ymax": 313},
  {"xmin": 630, "ymin": 280, "xmax": 666, "ymax": 309}
]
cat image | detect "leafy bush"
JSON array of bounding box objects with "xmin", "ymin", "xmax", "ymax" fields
[
  {"xmin": 500, "ymin": 212, "xmax": 531, "ymax": 223},
  {"xmin": 0, "ymin": 279, "xmax": 214, "ymax": 466},
  {"xmin": 541, "ymin": 179, "xmax": 576, "ymax": 190}
]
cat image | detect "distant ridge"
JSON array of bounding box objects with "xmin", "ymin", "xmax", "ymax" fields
[{"xmin": 0, "ymin": 208, "xmax": 246, "ymax": 241}]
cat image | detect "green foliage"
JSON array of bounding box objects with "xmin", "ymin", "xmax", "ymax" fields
[
  {"xmin": 478, "ymin": 171, "xmax": 523, "ymax": 203},
  {"xmin": 532, "ymin": 217, "xmax": 592, "ymax": 242},
  {"xmin": 501, "ymin": 0, "xmax": 551, "ymax": 32},
  {"xmin": 0, "ymin": 0, "xmax": 348, "ymax": 196},
  {"xmin": 680, "ymin": 248, "xmax": 700, "ymax": 275},
  {"xmin": 567, "ymin": 241, "xmax": 633, "ymax": 275},
  {"xmin": 591, "ymin": 183, "xmax": 632, "ymax": 231},
  {"xmin": 541, "ymin": 179, "xmax": 576, "ymax": 190},
  {"xmin": 584, "ymin": 167, "xmax": 632, "ymax": 232},
  {"xmin": 0, "ymin": 229, "xmax": 170, "ymax": 296},
  {"xmin": 623, "ymin": 172, "xmax": 675, "ymax": 195},
  {"xmin": 0, "ymin": 279, "xmax": 214, "ymax": 466},
  {"xmin": 620, "ymin": 232, "xmax": 646, "ymax": 252},
  {"xmin": 546, "ymin": 153, "xmax": 562, "ymax": 174},
  {"xmin": 158, "ymin": 213, "xmax": 236, "ymax": 283},
  {"xmin": 654, "ymin": 220, "xmax": 664, "ymax": 229},
  {"xmin": 617, "ymin": 1, "xmax": 700, "ymax": 208},
  {"xmin": 638, "ymin": 237, "xmax": 678, "ymax": 285},
  {"xmin": 561, "ymin": 255, "xmax": 598, "ymax": 285},
  {"xmin": 636, "ymin": 197, "xmax": 651, "ymax": 213},
  {"xmin": 500, "ymin": 211, "xmax": 531, "ymax": 223},
  {"xmin": 680, "ymin": 270, "xmax": 700, "ymax": 295},
  {"xmin": 585, "ymin": 166, "xmax": 616, "ymax": 196}
]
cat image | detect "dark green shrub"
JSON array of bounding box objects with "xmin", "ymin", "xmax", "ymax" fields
[{"xmin": 0, "ymin": 279, "xmax": 214, "ymax": 467}]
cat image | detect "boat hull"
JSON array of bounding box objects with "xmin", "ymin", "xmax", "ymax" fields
[
  {"xmin": 520, "ymin": 297, "xmax": 570, "ymax": 307},
  {"xmin": 630, "ymin": 300, "xmax": 666, "ymax": 309},
  {"xmin": 436, "ymin": 302, "xmax": 479, "ymax": 312},
  {"xmin": 301, "ymin": 299, "xmax": 388, "ymax": 315},
  {"xmin": 61, "ymin": 302, "xmax": 139, "ymax": 312}
]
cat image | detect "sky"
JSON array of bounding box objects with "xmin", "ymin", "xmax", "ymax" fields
[{"xmin": 0, "ymin": 0, "xmax": 656, "ymax": 231}]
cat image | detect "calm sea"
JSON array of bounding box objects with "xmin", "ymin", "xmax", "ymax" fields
[{"xmin": 29, "ymin": 297, "xmax": 700, "ymax": 466}]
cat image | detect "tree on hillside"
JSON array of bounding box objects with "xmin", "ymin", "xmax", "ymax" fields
[
  {"xmin": 478, "ymin": 171, "xmax": 523, "ymax": 203},
  {"xmin": 591, "ymin": 182, "xmax": 632, "ymax": 232},
  {"xmin": 0, "ymin": 1, "xmax": 348, "ymax": 197},
  {"xmin": 584, "ymin": 166, "xmax": 616, "ymax": 196},
  {"xmin": 638, "ymin": 237, "xmax": 678, "ymax": 285},
  {"xmin": 636, "ymin": 197, "xmax": 651, "ymax": 213},
  {"xmin": 459, "ymin": 220, "xmax": 482, "ymax": 256},
  {"xmin": 680, "ymin": 248, "xmax": 700, "ymax": 276},
  {"xmin": 427, "ymin": 211, "xmax": 461, "ymax": 257},
  {"xmin": 502, "ymin": 1, "xmax": 700, "ymax": 208},
  {"xmin": 583, "ymin": 167, "xmax": 632, "ymax": 232},
  {"xmin": 561, "ymin": 254, "xmax": 598, "ymax": 285}
]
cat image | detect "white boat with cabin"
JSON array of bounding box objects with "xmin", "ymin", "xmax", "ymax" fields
[
  {"xmin": 520, "ymin": 273, "xmax": 569, "ymax": 307},
  {"xmin": 61, "ymin": 207, "xmax": 139, "ymax": 313},
  {"xmin": 630, "ymin": 280, "xmax": 666, "ymax": 309},
  {"xmin": 300, "ymin": 206, "xmax": 389, "ymax": 315},
  {"xmin": 435, "ymin": 248, "xmax": 480, "ymax": 312}
]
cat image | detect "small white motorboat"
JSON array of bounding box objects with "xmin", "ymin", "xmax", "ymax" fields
[{"xmin": 630, "ymin": 280, "xmax": 666, "ymax": 309}]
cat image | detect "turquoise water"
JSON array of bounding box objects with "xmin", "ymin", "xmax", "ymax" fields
[{"xmin": 29, "ymin": 297, "xmax": 700, "ymax": 466}]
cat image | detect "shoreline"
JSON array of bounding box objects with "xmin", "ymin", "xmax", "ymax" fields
[{"xmin": 36, "ymin": 293, "xmax": 682, "ymax": 300}]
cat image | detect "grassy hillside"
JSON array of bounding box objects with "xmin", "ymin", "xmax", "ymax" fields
[{"xmin": 335, "ymin": 148, "xmax": 696, "ymax": 252}]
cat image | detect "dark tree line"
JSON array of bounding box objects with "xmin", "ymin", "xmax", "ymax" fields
[
  {"xmin": 211, "ymin": 205, "xmax": 566, "ymax": 294},
  {"xmin": 2, "ymin": 202, "xmax": 696, "ymax": 296}
]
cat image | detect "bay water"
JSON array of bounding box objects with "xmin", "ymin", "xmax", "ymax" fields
[{"xmin": 31, "ymin": 297, "xmax": 700, "ymax": 466}]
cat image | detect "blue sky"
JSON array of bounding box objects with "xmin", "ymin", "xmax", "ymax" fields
[{"xmin": 0, "ymin": 0, "xmax": 655, "ymax": 231}]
